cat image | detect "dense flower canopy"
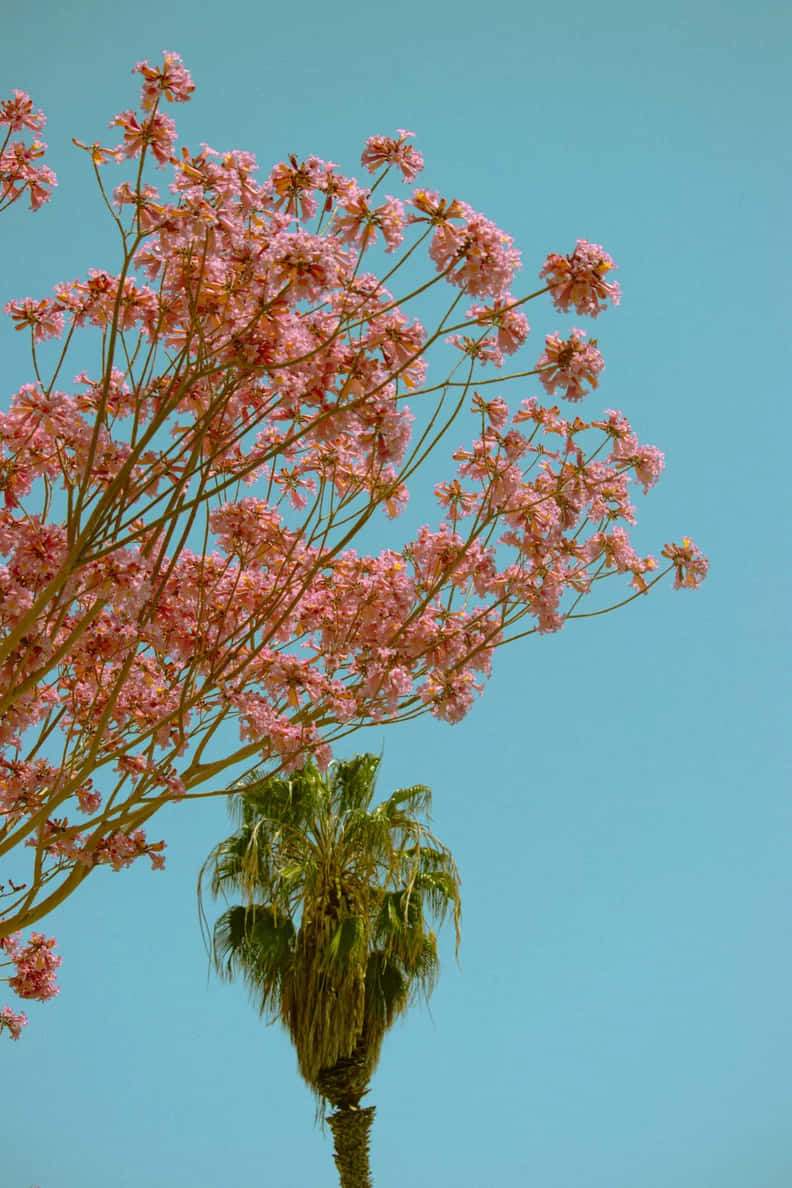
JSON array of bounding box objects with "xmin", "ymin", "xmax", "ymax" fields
[{"xmin": 0, "ymin": 52, "xmax": 706, "ymax": 1038}]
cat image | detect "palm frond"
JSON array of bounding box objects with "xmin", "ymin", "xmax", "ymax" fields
[
  {"xmin": 364, "ymin": 951, "xmax": 410, "ymax": 1028},
  {"xmin": 212, "ymin": 903, "xmax": 296, "ymax": 1016},
  {"xmin": 327, "ymin": 914, "xmax": 368, "ymax": 971},
  {"xmin": 329, "ymin": 754, "xmax": 381, "ymax": 816},
  {"xmin": 380, "ymin": 783, "xmax": 433, "ymax": 823}
]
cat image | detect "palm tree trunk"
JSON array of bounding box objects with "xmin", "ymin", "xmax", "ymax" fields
[{"xmin": 327, "ymin": 1104, "xmax": 376, "ymax": 1188}]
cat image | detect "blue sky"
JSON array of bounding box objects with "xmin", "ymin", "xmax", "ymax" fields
[{"xmin": 1, "ymin": 0, "xmax": 790, "ymax": 1185}]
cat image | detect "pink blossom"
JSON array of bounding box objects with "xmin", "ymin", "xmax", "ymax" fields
[
  {"xmin": 110, "ymin": 110, "xmax": 177, "ymax": 167},
  {"xmin": 4, "ymin": 296, "xmax": 64, "ymax": 342},
  {"xmin": 584, "ymin": 528, "xmax": 657, "ymax": 589},
  {"xmin": 594, "ymin": 407, "xmax": 632, "ymax": 442},
  {"xmin": 8, "ymin": 517, "xmax": 68, "ymax": 587},
  {"xmin": 1, "ymin": 382, "xmax": 78, "ymax": 450},
  {"xmin": 0, "ymin": 758, "xmax": 54, "ymax": 821},
  {"xmin": 54, "ymin": 270, "xmax": 123, "ymax": 328},
  {"xmin": 595, "ymin": 409, "xmax": 665, "ymax": 492},
  {"xmin": 93, "ymin": 829, "xmax": 167, "ymax": 872},
  {"xmin": 631, "ymin": 444, "xmax": 665, "ymax": 492},
  {"xmin": 531, "ymin": 572, "xmax": 566, "ymax": 634},
  {"xmin": 112, "ymin": 181, "xmax": 166, "ymax": 232},
  {"xmin": 265, "ymin": 231, "xmax": 350, "ymax": 302},
  {"xmin": 333, "ymin": 190, "xmax": 373, "ymax": 249},
  {"xmin": 210, "ymin": 499, "xmax": 294, "ymax": 562},
  {"xmin": 76, "ymin": 780, "xmax": 102, "ymax": 814},
  {"xmin": 6, "ymin": 932, "xmax": 61, "ymax": 1001},
  {"xmin": 435, "ymin": 478, "xmax": 480, "ymax": 521},
  {"xmin": 364, "ymin": 311, "xmax": 427, "ymax": 388},
  {"xmin": 409, "ymin": 189, "xmax": 465, "ymax": 224},
  {"xmin": 359, "ymin": 650, "xmax": 414, "ymax": 714},
  {"xmin": 333, "ymin": 190, "xmax": 406, "ymax": 254},
  {"xmin": 74, "ymin": 368, "xmax": 136, "ymax": 418},
  {"xmin": 264, "ymin": 155, "xmax": 324, "ymax": 220},
  {"xmin": 0, "ymin": 1005, "xmax": 28, "ymax": 1040},
  {"xmin": 134, "ymin": 51, "xmax": 195, "ymax": 110},
  {"xmin": 447, "ymin": 332, "xmax": 503, "ymax": 367},
  {"xmin": 361, "ymin": 130, "xmax": 424, "ymax": 182},
  {"xmin": 420, "ymin": 669, "xmax": 480, "ymax": 724},
  {"xmin": 0, "ymin": 137, "xmax": 56, "ymax": 211},
  {"xmin": 537, "ymin": 328, "xmax": 604, "ymax": 402},
  {"xmin": 540, "ymin": 239, "xmax": 621, "ymax": 317},
  {"xmin": 376, "ymin": 196, "xmax": 407, "ymax": 252},
  {"xmin": 0, "ymin": 91, "xmax": 45, "ymax": 133},
  {"xmin": 661, "ymin": 538, "xmax": 709, "ymax": 589},
  {"xmin": 429, "ymin": 203, "xmax": 521, "ymax": 298},
  {"xmin": 0, "ymin": 932, "xmax": 21, "ymax": 960},
  {"xmin": 467, "ymin": 296, "xmax": 530, "ymax": 355},
  {"xmin": 471, "ymin": 393, "xmax": 510, "ymax": 429}
]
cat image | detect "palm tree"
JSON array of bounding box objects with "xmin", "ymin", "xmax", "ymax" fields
[{"xmin": 199, "ymin": 753, "xmax": 461, "ymax": 1188}]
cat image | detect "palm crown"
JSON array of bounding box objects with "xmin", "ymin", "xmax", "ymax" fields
[{"xmin": 199, "ymin": 754, "xmax": 461, "ymax": 1118}]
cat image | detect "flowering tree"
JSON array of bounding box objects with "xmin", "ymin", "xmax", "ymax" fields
[{"xmin": 0, "ymin": 53, "xmax": 707, "ymax": 1038}]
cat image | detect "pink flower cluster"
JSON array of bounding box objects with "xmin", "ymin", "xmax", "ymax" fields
[
  {"xmin": 0, "ymin": 91, "xmax": 56, "ymax": 211},
  {"xmin": 110, "ymin": 109, "xmax": 177, "ymax": 168},
  {"xmin": 1, "ymin": 930, "xmax": 60, "ymax": 1041},
  {"xmin": 447, "ymin": 295, "xmax": 531, "ymax": 369},
  {"xmin": 537, "ymin": 328, "xmax": 605, "ymax": 401},
  {"xmin": 1, "ymin": 930, "xmax": 60, "ymax": 1000},
  {"xmin": 0, "ymin": 1004, "xmax": 27, "ymax": 1040},
  {"xmin": 95, "ymin": 830, "xmax": 167, "ymax": 871},
  {"xmin": 25, "ymin": 815, "xmax": 168, "ymax": 873},
  {"xmin": 540, "ymin": 239, "xmax": 621, "ymax": 317},
  {"xmin": 134, "ymin": 50, "xmax": 195, "ymax": 110},
  {"xmin": 333, "ymin": 189, "xmax": 406, "ymax": 254},
  {"xmin": 469, "ymin": 296, "xmax": 531, "ymax": 355},
  {"xmin": 594, "ymin": 409, "xmax": 665, "ymax": 492},
  {"xmin": 361, "ymin": 129, "xmax": 424, "ymax": 182},
  {"xmin": 426, "ymin": 199, "xmax": 521, "ymax": 298},
  {"xmin": 661, "ymin": 538, "xmax": 710, "ymax": 589}
]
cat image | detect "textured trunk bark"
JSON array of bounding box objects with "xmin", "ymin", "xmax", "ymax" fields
[{"xmin": 327, "ymin": 1104, "xmax": 376, "ymax": 1188}]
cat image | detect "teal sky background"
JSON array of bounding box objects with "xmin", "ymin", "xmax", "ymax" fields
[{"xmin": 1, "ymin": 0, "xmax": 790, "ymax": 1186}]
